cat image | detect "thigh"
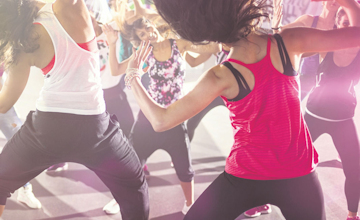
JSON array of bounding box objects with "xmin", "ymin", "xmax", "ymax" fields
[
  {"xmin": 185, "ymin": 172, "xmax": 261, "ymax": 220},
  {"xmin": 0, "ymin": 113, "xmax": 55, "ymax": 201},
  {"xmin": 272, "ymin": 172, "xmax": 325, "ymax": 220},
  {"xmin": 83, "ymin": 117, "xmax": 149, "ymax": 220}
]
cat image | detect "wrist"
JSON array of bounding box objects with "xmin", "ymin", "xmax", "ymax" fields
[
  {"xmin": 125, "ymin": 68, "xmax": 141, "ymax": 90},
  {"xmin": 108, "ymin": 42, "xmax": 117, "ymax": 47}
]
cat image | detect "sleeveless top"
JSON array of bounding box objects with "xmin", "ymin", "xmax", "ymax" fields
[
  {"xmin": 221, "ymin": 35, "xmax": 318, "ymax": 180},
  {"xmin": 299, "ymin": 16, "xmax": 320, "ymax": 76},
  {"xmin": 34, "ymin": 3, "xmax": 105, "ymax": 115},
  {"xmin": 306, "ymin": 50, "xmax": 360, "ymax": 121},
  {"xmin": 146, "ymin": 39, "xmax": 186, "ymax": 107}
]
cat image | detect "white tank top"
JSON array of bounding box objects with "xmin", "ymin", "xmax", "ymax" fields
[{"xmin": 34, "ymin": 3, "xmax": 106, "ymax": 115}]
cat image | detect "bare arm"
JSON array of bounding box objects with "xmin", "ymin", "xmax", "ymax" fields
[
  {"xmin": 185, "ymin": 52, "xmax": 212, "ymax": 68},
  {"xmin": 133, "ymin": 0, "xmax": 159, "ymax": 22},
  {"xmin": 0, "ymin": 54, "xmax": 30, "ymax": 114},
  {"xmin": 102, "ymin": 23, "xmax": 132, "ymax": 76},
  {"xmin": 127, "ymin": 42, "xmax": 229, "ymax": 132},
  {"xmin": 131, "ymin": 67, "xmax": 226, "ymax": 132},
  {"xmin": 281, "ymin": 14, "xmax": 313, "ymax": 29},
  {"xmin": 125, "ymin": 0, "xmax": 162, "ymax": 25},
  {"xmin": 177, "ymin": 39, "xmax": 221, "ymax": 55},
  {"xmin": 281, "ymin": 26, "xmax": 360, "ymax": 70},
  {"xmin": 108, "ymin": 44, "xmax": 132, "ymax": 76},
  {"xmin": 282, "ymin": 0, "xmax": 360, "ymax": 69}
]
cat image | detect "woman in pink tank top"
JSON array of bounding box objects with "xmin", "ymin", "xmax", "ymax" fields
[{"xmin": 124, "ymin": 0, "xmax": 360, "ymax": 219}]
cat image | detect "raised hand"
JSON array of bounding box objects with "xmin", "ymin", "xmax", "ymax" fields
[
  {"xmin": 102, "ymin": 24, "xmax": 119, "ymax": 46},
  {"xmin": 128, "ymin": 41, "xmax": 152, "ymax": 72}
]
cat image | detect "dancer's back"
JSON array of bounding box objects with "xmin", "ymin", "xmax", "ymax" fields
[{"xmin": 0, "ymin": 0, "xmax": 102, "ymax": 114}]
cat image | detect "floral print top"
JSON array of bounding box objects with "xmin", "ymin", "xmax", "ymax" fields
[{"xmin": 146, "ymin": 39, "xmax": 186, "ymax": 107}]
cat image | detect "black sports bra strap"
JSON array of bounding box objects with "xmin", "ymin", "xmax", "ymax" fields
[
  {"xmin": 273, "ymin": 34, "xmax": 297, "ymax": 76},
  {"xmin": 274, "ymin": 34, "xmax": 287, "ymax": 68},
  {"xmin": 222, "ymin": 62, "xmax": 252, "ymax": 101},
  {"xmin": 223, "ymin": 62, "xmax": 251, "ymax": 91},
  {"xmin": 274, "ymin": 34, "xmax": 292, "ymax": 67}
]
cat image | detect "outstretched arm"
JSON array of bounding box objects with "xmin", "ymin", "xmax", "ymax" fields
[
  {"xmin": 282, "ymin": 0, "xmax": 360, "ymax": 70},
  {"xmin": 126, "ymin": 42, "xmax": 229, "ymax": 132},
  {"xmin": 185, "ymin": 52, "xmax": 212, "ymax": 68},
  {"xmin": 177, "ymin": 40, "xmax": 221, "ymax": 55},
  {"xmin": 0, "ymin": 55, "xmax": 30, "ymax": 114}
]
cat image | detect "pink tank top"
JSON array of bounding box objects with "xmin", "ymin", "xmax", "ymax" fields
[{"xmin": 221, "ymin": 36, "xmax": 318, "ymax": 180}]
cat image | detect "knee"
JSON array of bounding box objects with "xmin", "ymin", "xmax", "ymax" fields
[{"xmin": 177, "ymin": 169, "xmax": 195, "ymax": 182}]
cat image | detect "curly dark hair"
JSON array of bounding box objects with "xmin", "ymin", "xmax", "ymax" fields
[
  {"xmin": 152, "ymin": 0, "xmax": 271, "ymax": 44},
  {"xmin": 124, "ymin": 17, "xmax": 171, "ymax": 47},
  {"xmin": 0, "ymin": 0, "xmax": 40, "ymax": 68}
]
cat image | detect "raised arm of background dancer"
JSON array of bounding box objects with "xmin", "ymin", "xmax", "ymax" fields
[
  {"xmin": 0, "ymin": 57, "xmax": 30, "ymax": 114},
  {"xmin": 271, "ymin": 0, "xmax": 283, "ymax": 33},
  {"xmin": 132, "ymin": 0, "xmax": 159, "ymax": 22},
  {"xmin": 337, "ymin": 0, "xmax": 360, "ymax": 26},
  {"xmin": 124, "ymin": 0, "xmax": 162, "ymax": 25},
  {"xmin": 281, "ymin": 0, "xmax": 360, "ymax": 68},
  {"xmin": 177, "ymin": 40, "xmax": 221, "ymax": 55},
  {"xmin": 185, "ymin": 52, "xmax": 212, "ymax": 68},
  {"xmin": 102, "ymin": 23, "xmax": 132, "ymax": 76},
  {"xmin": 281, "ymin": 27, "xmax": 360, "ymax": 70},
  {"xmin": 128, "ymin": 41, "xmax": 229, "ymax": 132}
]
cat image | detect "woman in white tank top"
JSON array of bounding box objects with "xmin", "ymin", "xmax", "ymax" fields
[{"xmin": 0, "ymin": 1, "xmax": 149, "ymax": 219}]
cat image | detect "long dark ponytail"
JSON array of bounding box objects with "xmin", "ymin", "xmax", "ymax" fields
[{"xmin": 0, "ymin": 0, "xmax": 40, "ymax": 68}]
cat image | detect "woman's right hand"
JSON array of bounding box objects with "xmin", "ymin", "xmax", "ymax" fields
[
  {"xmin": 127, "ymin": 41, "xmax": 152, "ymax": 73},
  {"xmin": 102, "ymin": 24, "xmax": 119, "ymax": 46}
]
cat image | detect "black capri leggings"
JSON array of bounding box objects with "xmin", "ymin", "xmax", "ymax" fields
[
  {"xmin": 0, "ymin": 110, "xmax": 149, "ymax": 220},
  {"xmin": 186, "ymin": 96, "xmax": 225, "ymax": 141},
  {"xmin": 185, "ymin": 171, "xmax": 325, "ymax": 220},
  {"xmin": 305, "ymin": 113, "xmax": 360, "ymax": 213},
  {"xmin": 130, "ymin": 111, "xmax": 194, "ymax": 182}
]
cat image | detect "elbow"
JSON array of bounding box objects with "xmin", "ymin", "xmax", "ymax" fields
[
  {"xmin": 0, "ymin": 106, "xmax": 10, "ymax": 114},
  {"xmin": 152, "ymin": 122, "xmax": 168, "ymax": 132},
  {"xmin": 151, "ymin": 118, "xmax": 171, "ymax": 132},
  {"xmin": 188, "ymin": 63, "xmax": 197, "ymax": 68}
]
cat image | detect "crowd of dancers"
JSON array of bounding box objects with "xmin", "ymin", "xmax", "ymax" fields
[{"xmin": 0, "ymin": 0, "xmax": 359, "ymax": 219}]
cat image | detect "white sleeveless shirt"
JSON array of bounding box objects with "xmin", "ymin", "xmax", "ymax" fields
[{"xmin": 34, "ymin": 3, "xmax": 106, "ymax": 115}]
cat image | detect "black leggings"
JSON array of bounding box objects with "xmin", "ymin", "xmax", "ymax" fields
[
  {"xmin": 103, "ymin": 79, "xmax": 134, "ymax": 139},
  {"xmin": 185, "ymin": 171, "xmax": 325, "ymax": 220},
  {"xmin": 186, "ymin": 96, "xmax": 225, "ymax": 141},
  {"xmin": 0, "ymin": 111, "xmax": 149, "ymax": 220},
  {"xmin": 130, "ymin": 111, "xmax": 194, "ymax": 182},
  {"xmin": 305, "ymin": 113, "xmax": 360, "ymax": 212}
]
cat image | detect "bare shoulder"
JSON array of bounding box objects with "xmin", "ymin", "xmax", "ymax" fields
[
  {"xmin": 53, "ymin": 0, "xmax": 84, "ymax": 8},
  {"xmin": 209, "ymin": 64, "xmax": 235, "ymax": 88},
  {"xmin": 53, "ymin": 0, "xmax": 87, "ymax": 16}
]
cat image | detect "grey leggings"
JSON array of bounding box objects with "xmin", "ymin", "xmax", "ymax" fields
[{"xmin": 305, "ymin": 113, "xmax": 360, "ymax": 212}]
